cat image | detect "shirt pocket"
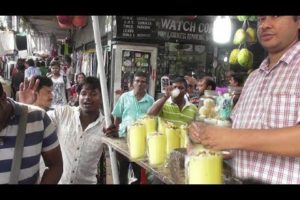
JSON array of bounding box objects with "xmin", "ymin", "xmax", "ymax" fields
[{"xmin": 262, "ymin": 92, "xmax": 300, "ymax": 128}]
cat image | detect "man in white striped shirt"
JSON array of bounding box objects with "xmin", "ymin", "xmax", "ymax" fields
[{"xmin": 0, "ymin": 82, "xmax": 63, "ymax": 184}]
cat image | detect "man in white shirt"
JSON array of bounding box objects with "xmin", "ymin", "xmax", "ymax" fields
[{"xmin": 19, "ymin": 76, "xmax": 116, "ymax": 184}]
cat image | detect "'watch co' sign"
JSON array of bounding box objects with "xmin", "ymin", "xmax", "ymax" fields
[{"xmin": 116, "ymin": 16, "xmax": 213, "ymax": 44}]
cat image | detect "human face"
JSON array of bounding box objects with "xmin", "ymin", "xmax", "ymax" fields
[
  {"xmin": 229, "ymin": 77, "xmax": 238, "ymax": 87},
  {"xmin": 79, "ymin": 85, "xmax": 102, "ymax": 113},
  {"xmin": 77, "ymin": 74, "xmax": 85, "ymax": 85},
  {"xmin": 133, "ymin": 76, "xmax": 147, "ymax": 93},
  {"xmin": 186, "ymin": 79, "xmax": 195, "ymax": 95},
  {"xmin": 257, "ymin": 16, "xmax": 300, "ymax": 54},
  {"xmin": 35, "ymin": 86, "xmax": 53, "ymax": 110},
  {"xmin": 197, "ymin": 80, "xmax": 207, "ymax": 96},
  {"xmin": 51, "ymin": 65, "xmax": 60, "ymax": 76}
]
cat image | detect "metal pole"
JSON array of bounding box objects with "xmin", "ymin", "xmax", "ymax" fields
[
  {"xmin": 91, "ymin": 16, "xmax": 111, "ymax": 127},
  {"xmin": 91, "ymin": 16, "xmax": 119, "ymax": 184}
]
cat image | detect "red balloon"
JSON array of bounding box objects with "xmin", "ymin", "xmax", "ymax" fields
[
  {"xmin": 57, "ymin": 20, "xmax": 73, "ymax": 29},
  {"xmin": 57, "ymin": 16, "xmax": 73, "ymax": 25},
  {"xmin": 72, "ymin": 16, "xmax": 88, "ymax": 27}
]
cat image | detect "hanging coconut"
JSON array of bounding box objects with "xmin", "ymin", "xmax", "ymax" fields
[{"xmin": 72, "ymin": 16, "xmax": 88, "ymax": 28}]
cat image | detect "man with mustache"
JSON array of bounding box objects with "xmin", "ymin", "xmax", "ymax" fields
[{"xmin": 189, "ymin": 16, "xmax": 300, "ymax": 184}]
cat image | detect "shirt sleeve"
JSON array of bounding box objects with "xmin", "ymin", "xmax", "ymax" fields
[
  {"xmin": 42, "ymin": 112, "xmax": 59, "ymax": 152},
  {"xmin": 112, "ymin": 94, "xmax": 124, "ymax": 118},
  {"xmin": 24, "ymin": 69, "xmax": 29, "ymax": 79}
]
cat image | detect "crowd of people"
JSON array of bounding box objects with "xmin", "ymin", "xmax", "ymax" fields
[{"xmin": 1, "ymin": 16, "xmax": 300, "ymax": 184}]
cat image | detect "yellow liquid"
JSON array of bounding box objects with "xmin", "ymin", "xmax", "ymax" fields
[
  {"xmin": 142, "ymin": 117, "xmax": 157, "ymax": 135},
  {"xmin": 166, "ymin": 127, "xmax": 180, "ymax": 155},
  {"xmin": 158, "ymin": 118, "xmax": 166, "ymax": 134},
  {"xmin": 187, "ymin": 155, "xmax": 223, "ymax": 184},
  {"xmin": 180, "ymin": 126, "xmax": 188, "ymax": 148},
  {"xmin": 147, "ymin": 133, "xmax": 166, "ymax": 167},
  {"xmin": 128, "ymin": 124, "xmax": 146, "ymax": 160}
]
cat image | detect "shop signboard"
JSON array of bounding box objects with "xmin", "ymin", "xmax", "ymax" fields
[{"xmin": 115, "ymin": 16, "xmax": 213, "ymax": 44}]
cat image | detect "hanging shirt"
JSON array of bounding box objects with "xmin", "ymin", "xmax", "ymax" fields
[
  {"xmin": 47, "ymin": 106, "xmax": 104, "ymax": 184},
  {"xmin": 112, "ymin": 90, "xmax": 154, "ymax": 137},
  {"xmin": 0, "ymin": 31, "xmax": 15, "ymax": 56},
  {"xmin": 24, "ymin": 66, "xmax": 41, "ymax": 80}
]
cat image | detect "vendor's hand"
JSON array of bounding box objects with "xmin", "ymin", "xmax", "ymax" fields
[
  {"xmin": 164, "ymin": 85, "xmax": 173, "ymax": 98},
  {"xmin": 188, "ymin": 121, "xmax": 231, "ymax": 151},
  {"xmin": 19, "ymin": 77, "xmax": 39, "ymax": 104},
  {"xmin": 103, "ymin": 124, "xmax": 118, "ymax": 137}
]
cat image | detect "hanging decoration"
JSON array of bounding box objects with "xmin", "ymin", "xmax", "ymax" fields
[
  {"xmin": 57, "ymin": 16, "xmax": 73, "ymax": 29},
  {"xmin": 72, "ymin": 16, "xmax": 88, "ymax": 28}
]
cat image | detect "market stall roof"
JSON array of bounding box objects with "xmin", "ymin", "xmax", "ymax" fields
[{"xmin": 24, "ymin": 16, "xmax": 69, "ymax": 40}]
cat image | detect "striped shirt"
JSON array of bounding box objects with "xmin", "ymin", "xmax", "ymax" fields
[
  {"xmin": 231, "ymin": 41, "xmax": 300, "ymax": 184},
  {"xmin": 112, "ymin": 90, "xmax": 154, "ymax": 137},
  {"xmin": 159, "ymin": 97, "xmax": 198, "ymax": 127},
  {"xmin": 0, "ymin": 99, "xmax": 59, "ymax": 184}
]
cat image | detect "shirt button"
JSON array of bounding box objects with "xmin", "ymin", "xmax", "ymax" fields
[
  {"xmin": 71, "ymin": 180, "xmax": 73, "ymax": 183},
  {"xmin": 77, "ymin": 147, "xmax": 80, "ymax": 150},
  {"xmin": 75, "ymin": 158, "xmax": 77, "ymax": 161},
  {"xmin": 80, "ymin": 136, "xmax": 83, "ymax": 139},
  {"xmin": 72, "ymin": 170, "xmax": 75, "ymax": 173}
]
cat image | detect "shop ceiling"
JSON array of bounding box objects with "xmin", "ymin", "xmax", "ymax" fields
[{"xmin": 24, "ymin": 16, "xmax": 69, "ymax": 40}]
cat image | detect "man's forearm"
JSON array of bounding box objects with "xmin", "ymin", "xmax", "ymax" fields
[
  {"xmin": 147, "ymin": 95, "xmax": 168, "ymax": 116},
  {"xmin": 228, "ymin": 125, "xmax": 300, "ymax": 157},
  {"xmin": 40, "ymin": 165, "xmax": 63, "ymax": 184}
]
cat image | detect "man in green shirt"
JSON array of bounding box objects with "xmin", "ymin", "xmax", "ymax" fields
[{"xmin": 148, "ymin": 76, "xmax": 198, "ymax": 127}]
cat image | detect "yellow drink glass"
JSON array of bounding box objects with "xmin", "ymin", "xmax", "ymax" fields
[
  {"xmin": 147, "ymin": 132, "xmax": 167, "ymax": 167},
  {"xmin": 165, "ymin": 123, "xmax": 180, "ymax": 155},
  {"xmin": 186, "ymin": 150, "xmax": 223, "ymax": 184},
  {"xmin": 141, "ymin": 116, "xmax": 157, "ymax": 135},
  {"xmin": 127, "ymin": 122, "xmax": 146, "ymax": 160}
]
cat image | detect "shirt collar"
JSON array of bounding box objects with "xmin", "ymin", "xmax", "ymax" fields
[
  {"xmin": 259, "ymin": 41, "xmax": 300, "ymax": 73},
  {"xmin": 167, "ymin": 97, "xmax": 192, "ymax": 108},
  {"xmin": 128, "ymin": 90, "xmax": 149, "ymax": 102}
]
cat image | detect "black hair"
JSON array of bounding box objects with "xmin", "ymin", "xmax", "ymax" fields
[
  {"xmin": 35, "ymin": 75, "xmax": 53, "ymax": 92},
  {"xmin": 25, "ymin": 58, "xmax": 35, "ymax": 67},
  {"xmin": 77, "ymin": 76, "xmax": 101, "ymax": 94},
  {"xmin": 50, "ymin": 60, "xmax": 60, "ymax": 67},
  {"xmin": 0, "ymin": 82, "xmax": 3, "ymax": 97},
  {"xmin": 201, "ymin": 76, "xmax": 216, "ymax": 90},
  {"xmin": 231, "ymin": 73, "xmax": 244, "ymax": 87},
  {"xmin": 75, "ymin": 72, "xmax": 86, "ymax": 82},
  {"xmin": 64, "ymin": 55, "xmax": 72, "ymax": 64},
  {"xmin": 16, "ymin": 58, "xmax": 25, "ymax": 71},
  {"xmin": 134, "ymin": 71, "xmax": 147, "ymax": 79},
  {"xmin": 171, "ymin": 76, "xmax": 188, "ymax": 89}
]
